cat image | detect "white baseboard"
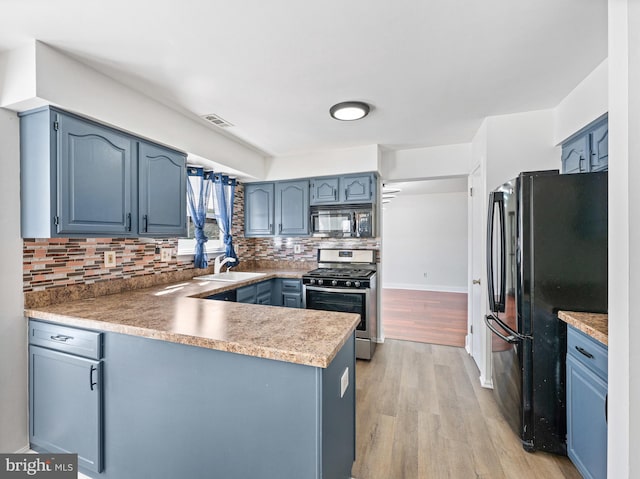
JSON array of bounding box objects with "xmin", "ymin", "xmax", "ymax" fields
[
  {"xmin": 480, "ymin": 373, "xmax": 494, "ymax": 389},
  {"xmin": 465, "ymin": 334, "xmax": 472, "ymax": 355},
  {"xmin": 382, "ymin": 283, "xmax": 468, "ymax": 293}
]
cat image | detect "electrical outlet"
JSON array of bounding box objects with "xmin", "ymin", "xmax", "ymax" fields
[
  {"xmin": 340, "ymin": 367, "xmax": 349, "ymax": 398},
  {"xmin": 104, "ymin": 251, "xmax": 116, "ymax": 268},
  {"xmin": 160, "ymin": 248, "xmax": 172, "ymax": 262},
  {"xmin": 294, "ymin": 244, "xmax": 302, "ymax": 254}
]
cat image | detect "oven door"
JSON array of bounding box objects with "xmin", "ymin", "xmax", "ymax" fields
[{"xmin": 304, "ymin": 286, "xmax": 368, "ymax": 334}]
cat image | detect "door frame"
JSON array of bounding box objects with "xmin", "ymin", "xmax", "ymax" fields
[{"xmin": 467, "ymin": 163, "xmax": 493, "ymax": 388}]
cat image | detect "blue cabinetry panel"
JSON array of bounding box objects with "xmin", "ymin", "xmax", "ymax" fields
[
  {"xmin": 566, "ymin": 326, "xmax": 608, "ymax": 479},
  {"xmin": 562, "ymin": 117, "xmax": 608, "ymax": 174},
  {"xmin": 276, "ymin": 180, "xmax": 309, "ymax": 236},
  {"xmin": 244, "ymin": 183, "xmax": 275, "ymax": 237},
  {"xmin": 310, "ymin": 177, "xmax": 340, "ymax": 205},
  {"xmin": 138, "ymin": 142, "xmax": 187, "ymax": 237}
]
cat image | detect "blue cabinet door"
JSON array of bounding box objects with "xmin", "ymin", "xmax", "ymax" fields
[
  {"xmin": 310, "ymin": 177, "xmax": 340, "ymax": 205},
  {"xmin": 276, "ymin": 180, "xmax": 309, "ymax": 236},
  {"xmin": 341, "ymin": 174, "xmax": 374, "ymax": 203},
  {"xmin": 138, "ymin": 142, "xmax": 187, "ymax": 237},
  {"xmin": 566, "ymin": 354, "xmax": 607, "ymax": 479},
  {"xmin": 245, "ymin": 183, "xmax": 275, "ymax": 237},
  {"xmin": 589, "ymin": 122, "xmax": 608, "ymax": 172},
  {"xmin": 561, "ymin": 135, "xmax": 589, "ymax": 174},
  {"xmin": 282, "ymin": 292, "xmax": 302, "ymax": 308},
  {"xmin": 237, "ymin": 284, "xmax": 257, "ymax": 303},
  {"xmin": 30, "ymin": 345, "xmax": 103, "ymax": 473},
  {"xmin": 57, "ymin": 112, "xmax": 136, "ymax": 235}
]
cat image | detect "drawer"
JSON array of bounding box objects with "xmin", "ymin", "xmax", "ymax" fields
[
  {"xmin": 256, "ymin": 280, "xmax": 272, "ymax": 296},
  {"xmin": 29, "ymin": 320, "xmax": 103, "ymax": 360},
  {"xmin": 281, "ymin": 279, "xmax": 302, "ymax": 292},
  {"xmin": 567, "ymin": 325, "xmax": 607, "ymax": 380}
]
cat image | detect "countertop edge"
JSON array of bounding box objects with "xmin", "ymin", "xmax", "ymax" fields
[
  {"xmin": 25, "ymin": 270, "xmax": 360, "ymax": 368},
  {"xmin": 558, "ymin": 310, "xmax": 608, "ymax": 346}
]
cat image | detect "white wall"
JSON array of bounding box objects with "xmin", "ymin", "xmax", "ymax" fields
[
  {"xmin": 263, "ymin": 144, "xmax": 380, "ymax": 181},
  {"xmin": 0, "ymin": 41, "xmax": 265, "ymax": 179},
  {"xmin": 382, "ymin": 191, "xmax": 468, "ymax": 292},
  {"xmin": 0, "ymin": 108, "xmax": 27, "ymax": 452},
  {"xmin": 608, "ymin": 1, "xmax": 640, "ymax": 476},
  {"xmin": 554, "ymin": 59, "xmax": 608, "ymax": 145},
  {"xmin": 485, "ymin": 109, "xmax": 561, "ymax": 192},
  {"xmin": 380, "ymin": 143, "xmax": 472, "ymax": 181}
]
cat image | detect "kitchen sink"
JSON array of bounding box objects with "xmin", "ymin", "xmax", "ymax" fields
[{"xmin": 193, "ymin": 272, "xmax": 267, "ymax": 283}]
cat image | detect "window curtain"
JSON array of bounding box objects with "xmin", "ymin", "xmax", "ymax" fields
[
  {"xmin": 186, "ymin": 167, "xmax": 213, "ymax": 269},
  {"xmin": 211, "ymin": 174, "xmax": 239, "ymax": 268}
]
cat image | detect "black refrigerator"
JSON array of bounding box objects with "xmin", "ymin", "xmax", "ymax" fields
[{"xmin": 485, "ymin": 170, "xmax": 607, "ymax": 455}]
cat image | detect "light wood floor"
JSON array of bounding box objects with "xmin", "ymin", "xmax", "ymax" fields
[
  {"xmin": 352, "ymin": 339, "xmax": 580, "ymax": 479},
  {"xmin": 382, "ymin": 289, "xmax": 468, "ymax": 347}
]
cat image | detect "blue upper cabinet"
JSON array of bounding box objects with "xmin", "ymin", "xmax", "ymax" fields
[
  {"xmin": 138, "ymin": 142, "xmax": 187, "ymax": 237},
  {"xmin": 276, "ymin": 180, "xmax": 309, "ymax": 236},
  {"xmin": 310, "ymin": 173, "xmax": 376, "ymax": 205},
  {"xmin": 561, "ymin": 135, "xmax": 589, "ymax": 174},
  {"xmin": 57, "ymin": 112, "xmax": 136, "ymax": 236},
  {"xmin": 341, "ymin": 174, "xmax": 374, "ymax": 203},
  {"xmin": 310, "ymin": 177, "xmax": 340, "ymax": 205},
  {"xmin": 244, "ymin": 183, "xmax": 275, "ymax": 237},
  {"xmin": 19, "ymin": 106, "xmax": 187, "ymax": 238},
  {"xmin": 562, "ymin": 117, "xmax": 608, "ymax": 174},
  {"xmin": 589, "ymin": 121, "xmax": 608, "ymax": 172}
]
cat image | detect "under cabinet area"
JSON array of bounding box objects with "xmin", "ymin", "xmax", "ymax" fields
[
  {"xmin": 566, "ymin": 325, "xmax": 608, "ymax": 479},
  {"xmin": 29, "ymin": 320, "xmax": 104, "ymax": 474},
  {"xmin": 207, "ymin": 279, "xmax": 303, "ymax": 308},
  {"xmin": 20, "ymin": 106, "xmax": 187, "ymax": 238}
]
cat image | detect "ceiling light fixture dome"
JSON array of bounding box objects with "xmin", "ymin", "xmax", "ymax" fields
[{"xmin": 330, "ymin": 101, "xmax": 370, "ymax": 121}]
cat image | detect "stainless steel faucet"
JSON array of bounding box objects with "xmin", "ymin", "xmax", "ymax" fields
[{"xmin": 214, "ymin": 254, "xmax": 237, "ymax": 274}]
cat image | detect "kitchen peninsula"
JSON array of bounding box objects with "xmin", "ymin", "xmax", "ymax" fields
[{"xmin": 25, "ymin": 274, "xmax": 359, "ymax": 479}]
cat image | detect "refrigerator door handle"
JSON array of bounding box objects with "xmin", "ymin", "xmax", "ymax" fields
[
  {"xmin": 487, "ymin": 191, "xmax": 506, "ymax": 313},
  {"xmin": 485, "ymin": 314, "xmax": 519, "ymax": 344}
]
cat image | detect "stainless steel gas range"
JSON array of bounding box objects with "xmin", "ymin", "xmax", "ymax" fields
[{"xmin": 302, "ymin": 249, "xmax": 377, "ymax": 360}]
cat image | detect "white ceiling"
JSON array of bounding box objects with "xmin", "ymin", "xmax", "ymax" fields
[{"xmin": 0, "ymin": 0, "xmax": 607, "ymax": 157}]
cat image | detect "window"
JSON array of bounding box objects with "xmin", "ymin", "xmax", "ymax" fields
[{"xmin": 177, "ymin": 185, "xmax": 224, "ymax": 257}]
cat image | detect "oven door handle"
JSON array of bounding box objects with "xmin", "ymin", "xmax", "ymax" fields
[{"xmin": 304, "ymin": 285, "xmax": 368, "ymax": 294}]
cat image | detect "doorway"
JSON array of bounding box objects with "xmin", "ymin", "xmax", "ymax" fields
[{"xmin": 380, "ymin": 178, "xmax": 469, "ymax": 347}]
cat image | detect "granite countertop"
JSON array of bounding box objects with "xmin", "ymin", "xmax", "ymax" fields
[
  {"xmin": 558, "ymin": 310, "xmax": 608, "ymax": 346},
  {"xmin": 25, "ymin": 270, "xmax": 360, "ymax": 368}
]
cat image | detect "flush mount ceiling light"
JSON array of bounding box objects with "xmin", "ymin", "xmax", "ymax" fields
[{"xmin": 329, "ymin": 101, "xmax": 370, "ymax": 121}]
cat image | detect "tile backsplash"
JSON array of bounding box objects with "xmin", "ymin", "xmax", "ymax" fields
[{"xmin": 23, "ymin": 183, "xmax": 380, "ymax": 293}]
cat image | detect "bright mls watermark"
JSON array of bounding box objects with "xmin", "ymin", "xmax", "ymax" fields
[{"xmin": 0, "ymin": 454, "xmax": 77, "ymax": 479}]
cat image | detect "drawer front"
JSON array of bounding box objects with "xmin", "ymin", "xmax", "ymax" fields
[
  {"xmin": 29, "ymin": 320, "xmax": 103, "ymax": 360},
  {"xmin": 281, "ymin": 279, "xmax": 302, "ymax": 293},
  {"xmin": 256, "ymin": 280, "xmax": 272, "ymax": 296},
  {"xmin": 567, "ymin": 325, "xmax": 608, "ymax": 380}
]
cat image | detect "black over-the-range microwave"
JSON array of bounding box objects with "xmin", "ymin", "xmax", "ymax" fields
[{"xmin": 310, "ymin": 205, "xmax": 375, "ymax": 238}]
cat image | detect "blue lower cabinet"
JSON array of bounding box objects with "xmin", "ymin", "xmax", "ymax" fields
[
  {"xmin": 566, "ymin": 326, "xmax": 608, "ymax": 479},
  {"xmin": 236, "ymin": 284, "xmax": 257, "ymax": 303},
  {"xmin": 99, "ymin": 330, "xmax": 355, "ymax": 478},
  {"xmin": 29, "ymin": 321, "xmax": 104, "ymax": 474}
]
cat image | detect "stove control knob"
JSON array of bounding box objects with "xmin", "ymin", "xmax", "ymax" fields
[
  {"xmin": 318, "ymin": 279, "xmax": 324, "ymax": 286},
  {"xmin": 309, "ymin": 279, "xmax": 316, "ymax": 285},
  {"xmin": 331, "ymin": 280, "xmax": 338, "ymax": 286},
  {"xmin": 345, "ymin": 281, "xmax": 352, "ymax": 287},
  {"xmin": 354, "ymin": 281, "xmax": 361, "ymax": 288}
]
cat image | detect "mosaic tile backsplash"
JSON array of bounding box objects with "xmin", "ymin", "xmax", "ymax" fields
[{"xmin": 23, "ymin": 183, "xmax": 380, "ymax": 292}]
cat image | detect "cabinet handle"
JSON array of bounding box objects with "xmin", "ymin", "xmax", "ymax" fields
[
  {"xmin": 269, "ymin": 223, "xmax": 273, "ymax": 232},
  {"xmin": 345, "ymin": 188, "xmax": 348, "ymax": 199},
  {"xmin": 575, "ymin": 345, "xmax": 594, "ymax": 359},
  {"xmin": 334, "ymin": 190, "xmax": 337, "ymax": 200},
  {"xmin": 127, "ymin": 213, "xmax": 132, "ymax": 231},
  {"xmin": 279, "ymin": 223, "xmax": 282, "ymax": 233},
  {"xmin": 50, "ymin": 334, "xmax": 73, "ymax": 342},
  {"xmin": 579, "ymin": 155, "xmax": 586, "ymax": 172},
  {"xmin": 143, "ymin": 214, "xmax": 148, "ymax": 233},
  {"xmin": 90, "ymin": 365, "xmax": 97, "ymax": 391}
]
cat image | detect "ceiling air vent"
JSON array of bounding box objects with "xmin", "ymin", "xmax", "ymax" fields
[{"xmin": 201, "ymin": 113, "xmax": 234, "ymax": 128}]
